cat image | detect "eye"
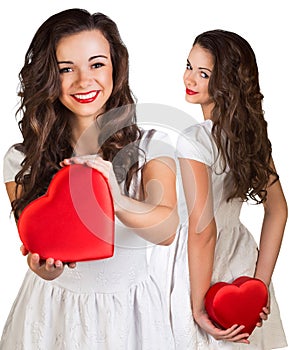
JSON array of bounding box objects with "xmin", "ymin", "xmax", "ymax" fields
[
  {"xmin": 59, "ymin": 67, "xmax": 73, "ymax": 74},
  {"xmin": 186, "ymin": 62, "xmax": 192, "ymax": 70},
  {"xmin": 92, "ymin": 62, "xmax": 105, "ymax": 69},
  {"xmin": 200, "ymin": 71, "xmax": 209, "ymax": 79}
]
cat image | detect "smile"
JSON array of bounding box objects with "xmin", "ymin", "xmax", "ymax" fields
[
  {"xmin": 71, "ymin": 90, "xmax": 99, "ymax": 104},
  {"xmin": 186, "ymin": 88, "xmax": 198, "ymax": 96}
]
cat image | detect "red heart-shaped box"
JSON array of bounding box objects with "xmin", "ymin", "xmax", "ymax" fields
[
  {"xmin": 205, "ymin": 276, "xmax": 268, "ymax": 335},
  {"xmin": 18, "ymin": 164, "xmax": 114, "ymax": 262}
]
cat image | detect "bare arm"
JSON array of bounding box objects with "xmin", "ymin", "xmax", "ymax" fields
[
  {"xmin": 115, "ymin": 156, "xmax": 178, "ymax": 245},
  {"xmin": 254, "ymin": 159, "xmax": 287, "ymax": 285},
  {"xmin": 5, "ymin": 181, "xmax": 21, "ymax": 203},
  {"xmin": 179, "ymin": 158, "xmax": 250, "ymax": 343},
  {"xmin": 179, "ymin": 158, "xmax": 216, "ymax": 316},
  {"xmin": 64, "ymin": 155, "xmax": 179, "ymax": 245}
]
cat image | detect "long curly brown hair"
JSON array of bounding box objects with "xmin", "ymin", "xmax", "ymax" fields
[
  {"xmin": 13, "ymin": 9, "xmax": 142, "ymax": 219},
  {"xmin": 193, "ymin": 29, "xmax": 278, "ymax": 203}
]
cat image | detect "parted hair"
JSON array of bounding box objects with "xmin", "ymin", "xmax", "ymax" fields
[
  {"xmin": 13, "ymin": 8, "xmax": 141, "ymax": 219},
  {"xmin": 193, "ymin": 29, "xmax": 278, "ymax": 203}
]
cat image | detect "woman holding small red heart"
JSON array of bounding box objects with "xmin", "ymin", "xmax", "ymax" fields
[
  {"xmin": 171, "ymin": 30, "xmax": 288, "ymax": 348},
  {"xmin": 0, "ymin": 8, "xmax": 179, "ymax": 350}
]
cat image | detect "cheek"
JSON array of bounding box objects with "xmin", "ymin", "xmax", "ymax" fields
[
  {"xmin": 106, "ymin": 75, "xmax": 113, "ymax": 93},
  {"xmin": 183, "ymin": 71, "xmax": 190, "ymax": 83},
  {"xmin": 201, "ymin": 81, "xmax": 210, "ymax": 95},
  {"xmin": 58, "ymin": 80, "xmax": 72, "ymax": 107},
  {"xmin": 59, "ymin": 78, "xmax": 69, "ymax": 97},
  {"xmin": 100, "ymin": 69, "xmax": 113, "ymax": 95}
]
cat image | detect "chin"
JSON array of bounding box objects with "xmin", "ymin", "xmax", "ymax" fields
[{"xmin": 185, "ymin": 95, "xmax": 197, "ymax": 104}]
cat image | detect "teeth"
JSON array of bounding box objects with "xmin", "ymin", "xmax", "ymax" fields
[{"xmin": 75, "ymin": 91, "xmax": 97, "ymax": 100}]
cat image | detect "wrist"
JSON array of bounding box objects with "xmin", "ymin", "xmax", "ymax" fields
[
  {"xmin": 113, "ymin": 194, "xmax": 128, "ymax": 215},
  {"xmin": 254, "ymin": 274, "xmax": 271, "ymax": 287},
  {"xmin": 191, "ymin": 299, "xmax": 206, "ymax": 320}
]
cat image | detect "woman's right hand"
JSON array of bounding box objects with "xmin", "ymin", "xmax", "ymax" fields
[
  {"xmin": 193, "ymin": 310, "xmax": 250, "ymax": 344},
  {"xmin": 20, "ymin": 245, "xmax": 76, "ymax": 281}
]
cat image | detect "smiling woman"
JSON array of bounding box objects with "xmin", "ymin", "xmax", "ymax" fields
[
  {"xmin": 0, "ymin": 8, "xmax": 178, "ymax": 349},
  {"xmin": 57, "ymin": 30, "xmax": 113, "ymax": 119}
]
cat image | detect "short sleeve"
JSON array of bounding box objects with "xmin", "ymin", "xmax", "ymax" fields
[
  {"xmin": 3, "ymin": 146, "xmax": 25, "ymax": 183},
  {"xmin": 142, "ymin": 130, "xmax": 176, "ymax": 162},
  {"xmin": 176, "ymin": 121, "xmax": 215, "ymax": 166}
]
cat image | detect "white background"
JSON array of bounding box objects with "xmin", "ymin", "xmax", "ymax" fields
[{"xmin": 0, "ymin": 0, "xmax": 292, "ymax": 348}]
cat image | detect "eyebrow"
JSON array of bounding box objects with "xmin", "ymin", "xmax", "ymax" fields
[
  {"xmin": 57, "ymin": 55, "xmax": 109, "ymax": 65},
  {"xmin": 187, "ymin": 59, "xmax": 212, "ymax": 72},
  {"xmin": 198, "ymin": 66, "xmax": 212, "ymax": 73}
]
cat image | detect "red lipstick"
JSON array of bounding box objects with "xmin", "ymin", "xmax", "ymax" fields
[
  {"xmin": 72, "ymin": 90, "xmax": 99, "ymax": 104},
  {"xmin": 186, "ymin": 88, "xmax": 198, "ymax": 96}
]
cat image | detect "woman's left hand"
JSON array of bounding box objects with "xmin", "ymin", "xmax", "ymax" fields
[
  {"xmin": 193, "ymin": 310, "xmax": 250, "ymax": 344},
  {"xmin": 61, "ymin": 155, "xmax": 112, "ymax": 179},
  {"xmin": 256, "ymin": 289, "xmax": 271, "ymax": 327}
]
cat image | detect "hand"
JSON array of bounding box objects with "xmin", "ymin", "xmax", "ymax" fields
[
  {"xmin": 193, "ymin": 310, "xmax": 250, "ymax": 344},
  {"xmin": 256, "ymin": 289, "xmax": 271, "ymax": 327},
  {"xmin": 60, "ymin": 155, "xmax": 112, "ymax": 179},
  {"xmin": 21, "ymin": 245, "xmax": 76, "ymax": 281}
]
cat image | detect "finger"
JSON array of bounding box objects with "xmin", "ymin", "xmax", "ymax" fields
[
  {"xmin": 45, "ymin": 258, "xmax": 56, "ymax": 272},
  {"xmin": 59, "ymin": 160, "xmax": 68, "ymax": 167},
  {"xmin": 29, "ymin": 253, "xmax": 41, "ymax": 269},
  {"xmin": 218, "ymin": 324, "xmax": 244, "ymax": 337},
  {"xmin": 220, "ymin": 325, "xmax": 250, "ymax": 342},
  {"xmin": 60, "ymin": 158, "xmax": 73, "ymax": 166},
  {"xmin": 61, "ymin": 155, "xmax": 99, "ymax": 167},
  {"xmin": 20, "ymin": 245, "xmax": 28, "ymax": 256},
  {"xmin": 54, "ymin": 260, "xmax": 63, "ymax": 269},
  {"xmin": 67, "ymin": 262, "xmax": 76, "ymax": 269},
  {"xmin": 236, "ymin": 338, "xmax": 250, "ymax": 344},
  {"xmin": 69, "ymin": 155, "xmax": 100, "ymax": 164},
  {"xmin": 85, "ymin": 159, "xmax": 111, "ymax": 178},
  {"xmin": 225, "ymin": 330, "xmax": 250, "ymax": 343},
  {"xmin": 263, "ymin": 306, "xmax": 270, "ymax": 315}
]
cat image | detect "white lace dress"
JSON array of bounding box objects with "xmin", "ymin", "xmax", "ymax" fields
[
  {"xmin": 0, "ymin": 130, "xmax": 176, "ymax": 350},
  {"xmin": 159, "ymin": 119, "xmax": 287, "ymax": 349}
]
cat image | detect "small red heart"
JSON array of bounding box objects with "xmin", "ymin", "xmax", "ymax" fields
[
  {"xmin": 18, "ymin": 164, "xmax": 114, "ymax": 262},
  {"xmin": 204, "ymin": 276, "xmax": 268, "ymax": 335}
]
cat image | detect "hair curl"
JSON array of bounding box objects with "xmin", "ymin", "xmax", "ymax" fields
[
  {"xmin": 13, "ymin": 8, "xmax": 141, "ymax": 219},
  {"xmin": 193, "ymin": 29, "xmax": 278, "ymax": 203}
]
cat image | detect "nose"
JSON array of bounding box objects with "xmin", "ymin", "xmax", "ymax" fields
[
  {"xmin": 76, "ymin": 68, "xmax": 94, "ymax": 88},
  {"xmin": 184, "ymin": 69, "xmax": 196, "ymax": 87}
]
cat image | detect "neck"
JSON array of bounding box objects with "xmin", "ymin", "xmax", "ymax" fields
[
  {"xmin": 201, "ymin": 101, "xmax": 214, "ymax": 120},
  {"xmin": 70, "ymin": 117, "xmax": 101, "ymax": 155}
]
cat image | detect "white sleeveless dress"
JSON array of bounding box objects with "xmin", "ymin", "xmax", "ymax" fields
[
  {"xmin": 0, "ymin": 130, "xmax": 176, "ymax": 350},
  {"xmin": 152, "ymin": 119, "xmax": 287, "ymax": 349}
]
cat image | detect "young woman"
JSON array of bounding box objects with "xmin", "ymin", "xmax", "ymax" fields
[
  {"xmin": 172, "ymin": 29, "xmax": 287, "ymax": 349},
  {"xmin": 0, "ymin": 8, "xmax": 178, "ymax": 349}
]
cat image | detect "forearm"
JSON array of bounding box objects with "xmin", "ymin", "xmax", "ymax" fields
[
  {"xmin": 254, "ymin": 210, "xmax": 287, "ymax": 285},
  {"xmin": 115, "ymin": 195, "xmax": 179, "ymax": 245},
  {"xmin": 64, "ymin": 156, "xmax": 179, "ymax": 245},
  {"xmin": 188, "ymin": 221, "xmax": 217, "ymax": 317},
  {"xmin": 254, "ymin": 176, "xmax": 288, "ymax": 285}
]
